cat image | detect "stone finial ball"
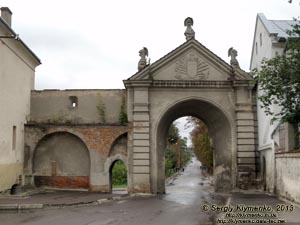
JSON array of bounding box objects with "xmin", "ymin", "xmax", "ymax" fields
[{"xmin": 184, "ymin": 17, "xmax": 194, "ymax": 26}]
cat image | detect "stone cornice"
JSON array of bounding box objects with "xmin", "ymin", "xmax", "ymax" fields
[
  {"xmin": 151, "ymin": 80, "xmax": 232, "ymax": 88},
  {"xmin": 124, "ymin": 80, "xmax": 255, "ymax": 89},
  {"xmin": 123, "ymin": 80, "xmax": 152, "ymax": 88}
]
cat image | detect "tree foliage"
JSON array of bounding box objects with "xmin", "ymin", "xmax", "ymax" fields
[
  {"xmin": 254, "ymin": 23, "xmax": 300, "ymax": 124},
  {"xmin": 167, "ymin": 123, "xmax": 180, "ymax": 144},
  {"xmin": 188, "ymin": 117, "xmax": 213, "ymax": 172},
  {"xmin": 164, "ymin": 123, "xmax": 191, "ymax": 177},
  {"xmin": 111, "ymin": 160, "xmax": 127, "ymax": 187}
]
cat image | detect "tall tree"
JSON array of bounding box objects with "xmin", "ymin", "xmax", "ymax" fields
[
  {"xmin": 188, "ymin": 117, "xmax": 213, "ymax": 172},
  {"xmin": 165, "ymin": 123, "xmax": 191, "ymax": 177}
]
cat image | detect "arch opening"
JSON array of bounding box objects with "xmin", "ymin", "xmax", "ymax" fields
[
  {"xmin": 155, "ymin": 99, "xmax": 234, "ymax": 194},
  {"xmin": 109, "ymin": 160, "xmax": 128, "ymax": 194},
  {"xmin": 32, "ymin": 132, "xmax": 90, "ymax": 189},
  {"xmin": 164, "ymin": 117, "xmax": 211, "ymax": 179}
]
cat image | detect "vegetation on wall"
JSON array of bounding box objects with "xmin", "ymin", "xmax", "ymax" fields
[
  {"xmin": 47, "ymin": 111, "xmax": 69, "ymax": 124},
  {"xmin": 119, "ymin": 95, "xmax": 128, "ymax": 125},
  {"xmin": 97, "ymin": 93, "xmax": 106, "ymax": 123}
]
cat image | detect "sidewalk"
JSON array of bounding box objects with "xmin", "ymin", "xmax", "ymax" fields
[
  {"xmin": 2, "ymin": 186, "xmax": 300, "ymax": 225},
  {"xmin": 216, "ymin": 191, "xmax": 300, "ymax": 225},
  {"xmin": 0, "ymin": 188, "xmax": 131, "ymax": 211}
]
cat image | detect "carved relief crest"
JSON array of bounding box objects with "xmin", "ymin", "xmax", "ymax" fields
[{"xmin": 175, "ymin": 53, "xmax": 209, "ymax": 80}]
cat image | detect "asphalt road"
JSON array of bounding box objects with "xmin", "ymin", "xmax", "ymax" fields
[{"xmin": 0, "ymin": 158, "xmax": 226, "ymax": 225}]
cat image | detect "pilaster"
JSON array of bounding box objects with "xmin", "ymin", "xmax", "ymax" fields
[
  {"xmin": 235, "ymin": 86, "xmax": 258, "ymax": 188},
  {"xmin": 131, "ymin": 84, "xmax": 152, "ymax": 193}
]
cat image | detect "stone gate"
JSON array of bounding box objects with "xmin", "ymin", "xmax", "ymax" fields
[
  {"xmin": 24, "ymin": 19, "xmax": 258, "ymax": 194},
  {"xmin": 125, "ymin": 38, "xmax": 257, "ymax": 193}
]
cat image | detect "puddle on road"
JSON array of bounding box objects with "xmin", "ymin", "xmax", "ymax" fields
[
  {"xmin": 163, "ymin": 160, "xmax": 214, "ymax": 205},
  {"xmin": 162, "ymin": 159, "xmax": 227, "ymax": 208}
]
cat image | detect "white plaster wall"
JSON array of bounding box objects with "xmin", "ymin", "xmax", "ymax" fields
[
  {"xmin": 276, "ymin": 153, "xmax": 300, "ymax": 203},
  {"xmin": 250, "ymin": 18, "xmax": 273, "ymax": 71},
  {"xmin": 0, "ymin": 32, "xmax": 37, "ymax": 191},
  {"xmin": 250, "ymin": 17, "xmax": 286, "ymax": 193},
  {"xmin": 260, "ymin": 148, "xmax": 275, "ymax": 192},
  {"xmin": 251, "ymin": 18, "xmax": 286, "ymax": 149}
]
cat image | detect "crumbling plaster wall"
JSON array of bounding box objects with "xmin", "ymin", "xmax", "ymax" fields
[{"xmin": 30, "ymin": 89, "xmax": 126, "ymax": 124}]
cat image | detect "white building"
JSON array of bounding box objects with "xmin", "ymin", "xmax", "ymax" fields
[
  {"xmin": 250, "ymin": 13, "xmax": 300, "ymax": 202},
  {"xmin": 0, "ymin": 7, "xmax": 40, "ymax": 192}
]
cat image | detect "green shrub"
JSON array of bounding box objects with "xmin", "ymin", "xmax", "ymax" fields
[{"xmin": 112, "ymin": 161, "xmax": 127, "ymax": 187}]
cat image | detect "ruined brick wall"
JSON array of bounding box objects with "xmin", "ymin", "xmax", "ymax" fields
[
  {"xmin": 109, "ymin": 133, "xmax": 127, "ymax": 157},
  {"xmin": 35, "ymin": 176, "xmax": 89, "ymax": 189},
  {"xmin": 24, "ymin": 124, "xmax": 130, "ymax": 191}
]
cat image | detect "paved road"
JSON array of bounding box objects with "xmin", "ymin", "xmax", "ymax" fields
[{"xmin": 0, "ymin": 158, "xmax": 226, "ymax": 225}]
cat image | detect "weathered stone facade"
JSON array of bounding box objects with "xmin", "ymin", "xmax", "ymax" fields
[
  {"xmin": 1, "ymin": 11, "xmax": 260, "ymax": 194},
  {"xmin": 125, "ymin": 39, "xmax": 258, "ymax": 193},
  {"xmin": 21, "ymin": 39, "xmax": 258, "ymax": 194}
]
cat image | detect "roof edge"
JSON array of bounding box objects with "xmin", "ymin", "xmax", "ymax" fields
[{"xmin": 0, "ymin": 17, "xmax": 41, "ymax": 65}]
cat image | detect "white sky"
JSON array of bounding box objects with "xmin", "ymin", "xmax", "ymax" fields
[
  {"xmin": 1, "ymin": 0, "xmax": 299, "ymax": 90},
  {"xmin": 174, "ymin": 117, "xmax": 193, "ymax": 146}
]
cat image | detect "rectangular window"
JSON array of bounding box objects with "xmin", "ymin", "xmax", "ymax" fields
[
  {"xmin": 69, "ymin": 96, "xmax": 78, "ymax": 108},
  {"xmin": 278, "ymin": 124, "xmax": 285, "ymax": 151},
  {"xmin": 294, "ymin": 122, "xmax": 300, "ymax": 149},
  {"xmin": 260, "ymin": 33, "xmax": 262, "ymax": 46},
  {"xmin": 12, "ymin": 125, "xmax": 16, "ymax": 150},
  {"xmin": 255, "ymin": 42, "xmax": 258, "ymax": 55}
]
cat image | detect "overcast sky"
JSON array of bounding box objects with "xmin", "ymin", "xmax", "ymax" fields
[{"xmin": 1, "ymin": 0, "xmax": 299, "ymax": 90}]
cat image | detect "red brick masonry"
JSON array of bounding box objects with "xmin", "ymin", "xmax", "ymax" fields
[{"xmin": 35, "ymin": 176, "xmax": 89, "ymax": 189}]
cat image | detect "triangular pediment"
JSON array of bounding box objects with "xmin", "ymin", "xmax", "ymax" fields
[{"xmin": 127, "ymin": 39, "xmax": 252, "ymax": 82}]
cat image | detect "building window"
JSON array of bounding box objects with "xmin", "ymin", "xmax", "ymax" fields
[
  {"xmin": 260, "ymin": 33, "xmax": 262, "ymax": 46},
  {"xmin": 278, "ymin": 124, "xmax": 285, "ymax": 151},
  {"xmin": 255, "ymin": 42, "xmax": 258, "ymax": 55},
  {"xmin": 69, "ymin": 96, "xmax": 78, "ymax": 108},
  {"xmin": 12, "ymin": 126, "xmax": 16, "ymax": 150},
  {"xmin": 297, "ymin": 123, "xmax": 300, "ymax": 148}
]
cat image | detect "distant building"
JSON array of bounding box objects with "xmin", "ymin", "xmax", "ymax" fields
[
  {"xmin": 0, "ymin": 7, "xmax": 41, "ymax": 191},
  {"xmin": 250, "ymin": 13, "xmax": 300, "ymax": 202}
]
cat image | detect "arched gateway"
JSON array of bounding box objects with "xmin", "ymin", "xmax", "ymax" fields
[{"xmin": 124, "ymin": 38, "xmax": 257, "ymax": 193}]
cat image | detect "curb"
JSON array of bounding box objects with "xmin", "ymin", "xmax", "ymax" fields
[
  {"xmin": 0, "ymin": 203, "xmax": 43, "ymax": 211},
  {"xmin": 0, "ymin": 193, "xmax": 155, "ymax": 211},
  {"xmin": 165, "ymin": 171, "xmax": 181, "ymax": 186}
]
